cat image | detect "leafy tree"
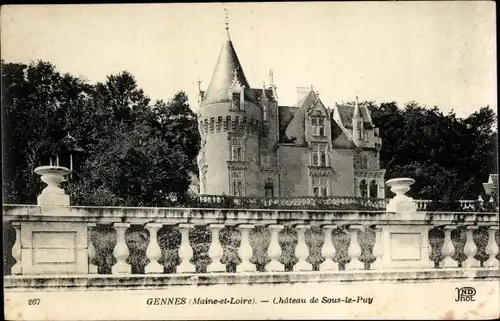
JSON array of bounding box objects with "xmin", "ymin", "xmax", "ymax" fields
[
  {"xmin": 369, "ymin": 101, "xmax": 497, "ymax": 202},
  {"xmin": 1, "ymin": 60, "xmax": 200, "ymax": 206}
]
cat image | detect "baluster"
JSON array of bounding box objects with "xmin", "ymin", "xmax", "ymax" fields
[
  {"xmin": 485, "ymin": 226, "xmax": 499, "ymax": 268},
  {"xmin": 347, "ymin": 225, "xmax": 364, "ymax": 270},
  {"xmin": 88, "ymin": 224, "xmax": 97, "ymax": 274},
  {"xmin": 477, "ymin": 196, "xmax": 484, "ymax": 210},
  {"xmin": 178, "ymin": 223, "xmax": 194, "ymax": 273},
  {"xmin": 463, "ymin": 226, "xmax": 479, "ymax": 268},
  {"xmin": 112, "ymin": 223, "xmax": 131, "ymax": 274},
  {"xmin": 267, "ymin": 224, "xmax": 283, "ymax": 271},
  {"xmin": 11, "ymin": 222, "xmax": 22, "ymax": 275},
  {"xmin": 295, "ymin": 224, "xmax": 312, "ymax": 271},
  {"xmin": 321, "ymin": 225, "xmax": 337, "ymax": 271},
  {"xmin": 442, "ymin": 225, "xmax": 456, "ymax": 268},
  {"xmin": 370, "ymin": 227, "xmax": 384, "ymax": 270},
  {"xmin": 208, "ymin": 224, "xmax": 226, "ymax": 272},
  {"xmin": 145, "ymin": 223, "xmax": 163, "ymax": 273},
  {"xmin": 237, "ymin": 224, "xmax": 255, "ymax": 272}
]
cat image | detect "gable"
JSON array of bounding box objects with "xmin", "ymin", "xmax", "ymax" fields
[
  {"xmin": 284, "ymin": 91, "xmax": 315, "ymax": 144},
  {"xmin": 307, "ymin": 97, "xmax": 329, "ymax": 117}
]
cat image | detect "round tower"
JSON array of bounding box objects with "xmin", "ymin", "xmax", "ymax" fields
[{"xmin": 197, "ymin": 34, "xmax": 263, "ymax": 197}]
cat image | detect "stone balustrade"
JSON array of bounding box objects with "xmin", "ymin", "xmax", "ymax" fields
[
  {"xmin": 3, "ymin": 204, "xmax": 499, "ymax": 277},
  {"xmin": 195, "ymin": 195, "xmax": 498, "ymax": 212},
  {"xmin": 414, "ymin": 198, "xmax": 498, "ymax": 212},
  {"xmin": 196, "ymin": 195, "xmax": 389, "ymax": 210}
]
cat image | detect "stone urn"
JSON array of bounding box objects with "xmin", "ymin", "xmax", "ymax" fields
[
  {"xmin": 34, "ymin": 165, "xmax": 71, "ymax": 206},
  {"xmin": 386, "ymin": 178, "xmax": 417, "ymax": 214}
]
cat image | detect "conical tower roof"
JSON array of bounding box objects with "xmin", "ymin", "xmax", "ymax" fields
[{"xmin": 202, "ymin": 39, "xmax": 251, "ymax": 106}]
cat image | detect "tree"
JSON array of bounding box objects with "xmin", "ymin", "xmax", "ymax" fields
[
  {"xmin": 369, "ymin": 101, "xmax": 498, "ymax": 202},
  {"xmin": 2, "ymin": 60, "xmax": 200, "ymax": 206},
  {"xmin": 1, "ymin": 60, "xmax": 92, "ymax": 203}
]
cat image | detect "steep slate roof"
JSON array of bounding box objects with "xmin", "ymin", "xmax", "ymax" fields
[
  {"xmin": 278, "ymin": 106, "xmax": 298, "ymax": 142},
  {"xmin": 335, "ymin": 104, "xmax": 374, "ymax": 129},
  {"xmin": 330, "ymin": 116, "xmax": 356, "ymax": 148},
  {"xmin": 203, "ymin": 39, "xmax": 255, "ymax": 105}
]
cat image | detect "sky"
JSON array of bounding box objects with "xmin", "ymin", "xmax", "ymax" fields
[{"xmin": 1, "ymin": 2, "xmax": 497, "ymax": 117}]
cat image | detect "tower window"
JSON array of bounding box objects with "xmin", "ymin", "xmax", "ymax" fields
[
  {"xmin": 232, "ymin": 92, "xmax": 241, "ymax": 109},
  {"xmin": 312, "ymin": 117, "xmax": 325, "ymax": 136},
  {"xmin": 201, "ymin": 172, "xmax": 206, "ymax": 194},
  {"xmin": 231, "ymin": 170, "xmax": 245, "ymax": 196},
  {"xmin": 231, "ymin": 146, "xmax": 243, "ymax": 161},
  {"xmin": 312, "ymin": 177, "xmax": 328, "ymax": 197},
  {"xmin": 311, "ymin": 145, "xmax": 327, "ymax": 167}
]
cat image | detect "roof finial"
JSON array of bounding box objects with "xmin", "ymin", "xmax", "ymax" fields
[
  {"xmin": 224, "ymin": 8, "xmax": 230, "ymax": 39},
  {"xmin": 269, "ymin": 69, "xmax": 274, "ymax": 87},
  {"xmin": 196, "ymin": 77, "xmax": 202, "ymax": 92},
  {"xmin": 354, "ymin": 91, "xmax": 361, "ymax": 117}
]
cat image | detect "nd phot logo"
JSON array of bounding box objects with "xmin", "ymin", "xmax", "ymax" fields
[{"xmin": 455, "ymin": 287, "xmax": 476, "ymax": 302}]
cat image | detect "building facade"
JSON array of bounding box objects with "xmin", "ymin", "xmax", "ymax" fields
[{"xmin": 197, "ymin": 33, "xmax": 385, "ymax": 198}]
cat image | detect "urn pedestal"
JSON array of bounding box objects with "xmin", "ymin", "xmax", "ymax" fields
[
  {"xmin": 386, "ymin": 178, "xmax": 417, "ymax": 214},
  {"xmin": 34, "ymin": 165, "xmax": 71, "ymax": 206}
]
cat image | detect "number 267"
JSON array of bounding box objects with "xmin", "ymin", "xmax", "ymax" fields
[{"xmin": 28, "ymin": 298, "xmax": 40, "ymax": 305}]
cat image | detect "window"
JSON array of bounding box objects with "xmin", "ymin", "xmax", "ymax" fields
[
  {"xmin": 357, "ymin": 120, "xmax": 363, "ymax": 140},
  {"xmin": 359, "ymin": 180, "xmax": 368, "ymax": 198},
  {"xmin": 369, "ymin": 180, "xmax": 378, "ymax": 198},
  {"xmin": 364, "ymin": 131, "xmax": 369, "ymax": 141},
  {"xmin": 264, "ymin": 181, "xmax": 274, "ymax": 197},
  {"xmin": 312, "ymin": 117, "xmax": 325, "ymax": 136},
  {"xmin": 232, "ymin": 92, "xmax": 241, "ymax": 109},
  {"xmin": 311, "ymin": 145, "xmax": 328, "ymax": 167},
  {"xmin": 231, "ymin": 146, "xmax": 243, "ymax": 161},
  {"xmin": 231, "ymin": 170, "xmax": 244, "ymax": 196},
  {"xmin": 261, "ymin": 155, "xmax": 270, "ymax": 168},
  {"xmin": 312, "ymin": 177, "xmax": 328, "ymax": 197}
]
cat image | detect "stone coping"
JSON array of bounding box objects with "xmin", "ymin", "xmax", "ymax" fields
[
  {"xmin": 4, "ymin": 268, "xmax": 499, "ymax": 291},
  {"xmin": 4, "ymin": 203, "xmax": 498, "ymax": 215},
  {"xmin": 2, "ymin": 204, "xmax": 498, "ymax": 225}
]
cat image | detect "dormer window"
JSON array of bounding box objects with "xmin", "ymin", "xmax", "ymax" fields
[
  {"xmin": 357, "ymin": 120, "xmax": 363, "ymax": 140},
  {"xmin": 312, "ymin": 117, "xmax": 325, "ymax": 136},
  {"xmin": 232, "ymin": 92, "xmax": 241, "ymax": 109}
]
